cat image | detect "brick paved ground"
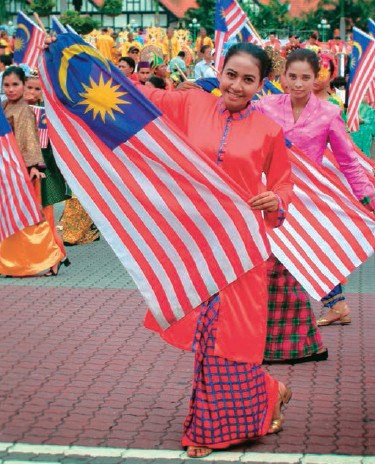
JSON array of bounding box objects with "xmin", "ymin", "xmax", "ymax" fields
[{"xmin": 0, "ymin": 229, "xmax": 374, "ymax": 463}]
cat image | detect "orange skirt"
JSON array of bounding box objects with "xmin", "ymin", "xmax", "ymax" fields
[{"xmin": 0, "ymin": 221, "xmax": 64, "ymax": 277}]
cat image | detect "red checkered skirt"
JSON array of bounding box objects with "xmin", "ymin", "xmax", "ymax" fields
[
  {"xmin": 181, "ymin": 294, "xmax": 278, "ymax": 449},
  {"xmin": 264, "ymin": 255, "xmax": 324, "ymax": 361}
]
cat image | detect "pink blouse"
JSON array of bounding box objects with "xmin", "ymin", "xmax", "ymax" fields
[{"xmin": 254, "ymin": 93, "xmax": 375, "ymax": 206}]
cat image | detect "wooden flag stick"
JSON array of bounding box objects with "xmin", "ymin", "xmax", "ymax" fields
[
  {"xmin": 209, "ymin": 64, "xmax": 219, "ymax": 74},
  {"xmin": 174, "ymin": 63, "xmax": 188, "ymax": 81},
  {"xmin": 33, "ymin": 12, "xmax": 47, "ymax": 34}
]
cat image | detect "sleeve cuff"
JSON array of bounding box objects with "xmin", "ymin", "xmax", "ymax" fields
[{"xmin": 360, "ymin": 194, "xmax": 375, "ymax": 212}]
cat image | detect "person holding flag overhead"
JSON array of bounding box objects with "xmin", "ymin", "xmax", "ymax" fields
[{"xmin": 42, "ymin": 32, "xmax": 294, "ymax": 457}]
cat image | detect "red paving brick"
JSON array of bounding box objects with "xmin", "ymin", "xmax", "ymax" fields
[{"xmin": 0, "ymin": 284, "xmax": 374, "ymax": 457}]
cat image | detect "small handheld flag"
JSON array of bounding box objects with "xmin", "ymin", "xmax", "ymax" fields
[{"xmin": 14, "ymin": 11, "xmax": 45, "ymax": 68}]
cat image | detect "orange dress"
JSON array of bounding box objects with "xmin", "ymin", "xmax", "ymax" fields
[{"xmin": 0, "ymin": 99, "xmax": 64, "ymax": 276}]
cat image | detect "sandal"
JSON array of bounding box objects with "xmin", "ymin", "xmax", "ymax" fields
[
  {"xmin": 317, "ymin": 301, "xmax": 351, "ymax": 326},
  {"xmin": 186, "ymin": 446, "xmax": 213, "ymax": 458},
  {"xmin": 268, "ymin": 382, "xmax": 292, "ymax": 434},
  {"xmin": 44, "ymin": 258, "xmax": 71, "ymax": 277}
]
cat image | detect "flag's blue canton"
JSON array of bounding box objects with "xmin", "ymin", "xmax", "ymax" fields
[
  {"xmin": 349, "ymin": 29, "xmax": 373, "ymax": 85},
  {"xmin": 45, "ymin": 33, "xmax": 161, "ymax": 150},
  {"xmin": 0, "ymin": 105, "xmax": 12, "ymax": 137},
  {"xmin": 14, "ymin": 13, "xmax": 34, "ymax": 64},
  {"xmin": 215, "ymin": 0, "xmax": 230, "ymax": 32},
  {"xmin": 38, "ymin": 108, "xmax": 47, "ymax": 130}
]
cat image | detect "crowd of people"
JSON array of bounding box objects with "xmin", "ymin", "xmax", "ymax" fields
[{"xmin": 1, "ymin": 19, "xmax": 375, "ymax": 459}]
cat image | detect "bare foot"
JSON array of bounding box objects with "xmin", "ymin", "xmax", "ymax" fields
[{"xmin": 186, "ymin": 446, "xmax": 213, "ymax": 458}]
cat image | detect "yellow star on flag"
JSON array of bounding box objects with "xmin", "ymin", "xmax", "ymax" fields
[{"xmin": 78, "ymin": 73, "xmax": 130, "ymax": 122}]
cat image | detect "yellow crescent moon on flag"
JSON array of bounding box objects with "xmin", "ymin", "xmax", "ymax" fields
[
  {"xmin": 352, "ymin": 41, "xmax": 362, "ymax": 60},
  {"xmin": 58, "ymin": 44, "xmax": 111, "ymax": 101},
  {"xmin": 17, "ymin": 23, "xmax": 30, "ymax": 42}
]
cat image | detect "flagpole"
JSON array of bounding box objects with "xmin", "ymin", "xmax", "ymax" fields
[
  {"xmin": 209, "ymin": 64, "xmax": 219, "ymax": 75},
  {"xmin": 33, "ymin": 12, "xmax": 47, "ymax": 35},
  {"xmin": 174, "ymin": 63, "xmax": 188, "ymax": 81}
]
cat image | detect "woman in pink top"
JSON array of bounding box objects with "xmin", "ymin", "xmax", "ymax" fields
[{"xmin": 254, "ymin": 49, "xmax": 375, "ymax": 363}]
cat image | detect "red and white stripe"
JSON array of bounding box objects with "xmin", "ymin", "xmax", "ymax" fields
[
  {"xmin": 243, "ymin": 22, "xmax": 263, "ymax": 46},
  {"xmin": 214, "ymin": 22, "xmax": 262, "ymax": 71},
  {"xmin": 39, "ymin": 55, "xmax": 270, "ymax": 329},
  {"xmin": 367, "ymin": 78, "xmax": 375, "ymax": 108},
  {"xmin": 269, "ymin": 144, "xmax": 375, "ymax": 300},
  {"xmin": 347, "ymin": 32, "xmax": 375, "ymax": 131},
  {"xmin": 0, "ymin": 130, "xmax": 43, "ymax": 241},
  {"xmin": 223, "ymin": 0, "xmax": 248, "ymax": 37},
  {"xmin": 214, "ymin": 30, "xmax": 227, "ymax": 70}
]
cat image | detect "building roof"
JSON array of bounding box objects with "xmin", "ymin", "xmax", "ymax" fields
[
  {"xmin": 159, "ymin": 0, "xmax": 199, "ymax": 18},
  {"xmin": 257, "ymin": 0, "xmax": 323, "ymax": 18}
]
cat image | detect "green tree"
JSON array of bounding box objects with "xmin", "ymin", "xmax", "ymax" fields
[
  {"xmin": 294, "ymin": 0, "xmax": 375, "ymax": 39},
  {"xmin": 184, "ymin": 0, "xmax": 215, "ymax": 36},
  {"xmin": 29, "ymin": 0, "xmax": 56, "ymax": 16},
  {"xmin": 245, "ymin": 0, "xmax": 291, "ymax": 38},
  {"xmin": 60, "ymin": 10, "xmax": 100, "ymax": 34},
  {"xmin": 0, "ymin": 0, "xmax": 10, "ymax": 24},
  {"xmin": 99, "ymin": 0, "xmax": 123, "ymax": 16}
]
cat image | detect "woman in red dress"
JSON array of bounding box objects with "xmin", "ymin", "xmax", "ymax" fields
[{"xmin": 140, "ymin": 43, "xmax": 294, "ymax": 458}]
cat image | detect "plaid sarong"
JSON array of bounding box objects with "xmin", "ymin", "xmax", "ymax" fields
[
  {"xmin": 182, "ymin": 294, "xmax": 273, "ymax": 448},
  {"xmin": 265, "ymin": 255, "xmax": 324, "ymax": 361}
]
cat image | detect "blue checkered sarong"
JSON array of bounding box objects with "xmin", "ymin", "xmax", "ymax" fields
[{"xmin": 182, "ymin": 294, "xmax": 269, "ymax": 447}]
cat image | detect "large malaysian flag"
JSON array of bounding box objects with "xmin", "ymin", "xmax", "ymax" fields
[{"xmin": 39, "ymin": 33, "xmax": 271, "ymax": 330}]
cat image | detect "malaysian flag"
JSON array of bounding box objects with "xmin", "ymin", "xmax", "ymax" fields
[
  {"xmin": 269, "ymin": 143, "xmax": 375, "ymax": 300},
  {"xmin": 0, "ymin": 105, "xmax": 43, "ymax": 241},
  {"xmin": 367, "ymin": 19, "xmax": 375, "ymax": 108},
  {"xmin": 39, "ymin": 33, "xmax": 270, "ymax": 329},
  {"xmin": 31, "ymin": 106, "xmax": 49, "ymax": 149},
  {"xmin": 214, "ymin": 0, "xmax": 263, "ymax": 70},
  {"xmin": 14, "ymin": 11, "xmax": 45, "ymax": 68},
  {"xmin": 347, "ymin": 27, "xmax": 375, "ymax": 131}
]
